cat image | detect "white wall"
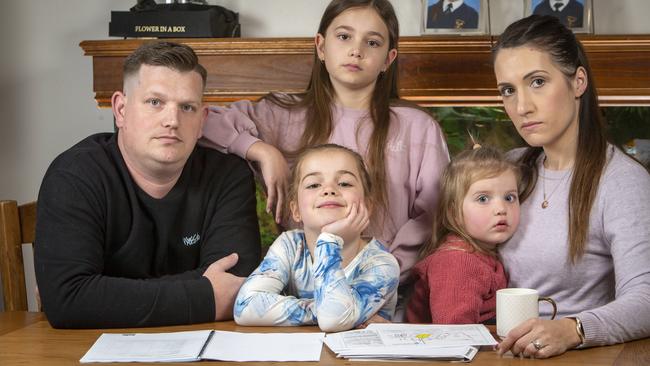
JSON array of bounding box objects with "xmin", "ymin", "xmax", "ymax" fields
[
  {"xmin": 1, "ymin": 0, "xmax": 648, "ymax": 310},
  {"xmin": 0, "ymin": 0, "xmax": 133, "ymax": 206}
]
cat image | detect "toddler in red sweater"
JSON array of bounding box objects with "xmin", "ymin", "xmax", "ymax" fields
[{"xmin": 406, "ymin": 145, "xmax": 521, "ymax": 324}]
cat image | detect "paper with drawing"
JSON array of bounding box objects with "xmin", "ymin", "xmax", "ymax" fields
[{"xmin": 324, "ymin": 323, "xmax": 496, "ymax": 361}]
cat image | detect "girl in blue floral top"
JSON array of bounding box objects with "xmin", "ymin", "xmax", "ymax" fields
[{"xmin": 234, "ymin": 144, "xmax": 400, "ymax": 332}]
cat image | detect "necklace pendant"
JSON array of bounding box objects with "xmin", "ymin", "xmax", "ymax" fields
[{"xmin": 541, "ymin": 200, "xmax": 549, "ymax": 209}]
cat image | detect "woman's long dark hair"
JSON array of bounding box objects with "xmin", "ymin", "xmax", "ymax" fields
[{"xmin": 492, "ymin": 15, "xmax": 607, "ymax": 263}]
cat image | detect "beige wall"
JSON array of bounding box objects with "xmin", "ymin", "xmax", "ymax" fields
[{"xmin": 1, "ymin": 0, "xmax": 648, "ymax": 310}]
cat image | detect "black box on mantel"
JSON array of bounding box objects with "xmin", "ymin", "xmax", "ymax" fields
[{"xmin": 109, "ymin": 4, "xmax": 240, "ymax": 38}]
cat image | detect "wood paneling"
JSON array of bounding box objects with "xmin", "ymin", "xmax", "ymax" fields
[{"xmin": 80, "ymin": 35, "xmax": 650, "ymax": 107}]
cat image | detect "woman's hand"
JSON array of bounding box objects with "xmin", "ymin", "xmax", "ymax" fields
[
  {"xmin": 246, "ymin": 141, "xmax": 289, "ymax": 223},
  {"xmin": 322, "ymin": 202, "xmax": 370, "ymax": 246},
  {"xmin": 496, "ymin": 318, "xmax": 582, "ymax": 359}
]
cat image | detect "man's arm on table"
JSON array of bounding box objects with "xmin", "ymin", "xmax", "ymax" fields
[{"xmin": 34, "ymin": 156, "xmax": 260, "ymax": 328}]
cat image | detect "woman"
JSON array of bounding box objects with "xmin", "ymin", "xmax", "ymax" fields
[{"xmin": 492, "ymin": 15, "xmax": 650, "ymax": 358}]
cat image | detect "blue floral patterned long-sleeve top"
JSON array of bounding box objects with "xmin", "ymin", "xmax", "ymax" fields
[{"xmin": 234, "ymin": 230, "xmax": 400, "ymax": 332}]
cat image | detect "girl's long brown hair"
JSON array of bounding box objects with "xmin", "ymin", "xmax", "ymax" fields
[
  {"xmin": 492, "ymin": 15, "xmax": 607, "ymax": 263},
  {"xmin": 264, "ymin": 0, "xmax": 422, "ymax": 228}
]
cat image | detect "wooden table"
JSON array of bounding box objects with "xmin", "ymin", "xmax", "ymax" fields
[{"xmin": 1, "ymin": 312, "xmax": 648, "ymax": 365}]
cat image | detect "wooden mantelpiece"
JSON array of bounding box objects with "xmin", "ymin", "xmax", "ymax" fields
[{"xmin": 80, "ymin": 35, "xmax": 650, "ymax": 107}]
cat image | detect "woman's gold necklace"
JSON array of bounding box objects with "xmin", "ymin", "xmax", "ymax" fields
[{"xmin": 541, "ymin": 157, "xmax": 572, "ymax": 209}]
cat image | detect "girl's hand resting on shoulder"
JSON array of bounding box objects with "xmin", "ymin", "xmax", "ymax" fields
[
  {"xmin": 321, "ymin": 202, "xmax": 370, "ymax": 246},
  {"xmin": 246, "ymin": 141, "xmax": 289, "ymax": 224},
  {"xmin": 496, "ymin": 318, "xmax": 582, "ymax": 359}
]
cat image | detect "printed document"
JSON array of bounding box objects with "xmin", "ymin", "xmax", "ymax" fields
[
  {"xmin": 80, "ymin": 330, "xmax": 212, "ymax": 363},
  {"xmin": 325, "ymin": 323, "xmax": 497, "ymax": 361},
  {"xmin": 80, "ymin": 330, "xmax": 324, "ymax": 363},
  {"xmin": 366, "ymin": 323, "xmax": 497, "ymax": 346},
  {"xmin": 202, "ymin": 331, "xmax": 325, "ymax": 361}
]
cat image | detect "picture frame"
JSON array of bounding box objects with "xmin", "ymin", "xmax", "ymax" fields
[
  {"xmin": 422, "ymin": 0, "xmax": 489, "ymax": 35},
  {"xmin": 525, "ymin": 0, "xmax": 593, "ymax": 33}
]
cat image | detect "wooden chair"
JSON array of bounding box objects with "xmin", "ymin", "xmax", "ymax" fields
[{"xmin": 0, "ymin": 200, "xmax": 36, "ymax": 311}]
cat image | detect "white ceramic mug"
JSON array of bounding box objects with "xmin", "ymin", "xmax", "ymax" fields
[{"xmin": 496, "ymin": 288, "xmax": 557, "ymax": 338}]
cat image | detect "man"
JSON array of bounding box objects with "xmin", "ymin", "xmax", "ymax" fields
[
  {"xmin": 427, "ymin": 0, "xmax": 479, "ymax": 29},
  {"xmin": 34, "ymin": 42, "xmax": 261, "ymax": 328},
  {"xmin": 533, "ymin": 0, "xmax": 584, "ymax": 28}
]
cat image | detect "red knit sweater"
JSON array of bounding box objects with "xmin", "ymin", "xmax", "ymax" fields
[{"xmin": 406, "ymin": 235, "xmax": 507, "ymax": 324}]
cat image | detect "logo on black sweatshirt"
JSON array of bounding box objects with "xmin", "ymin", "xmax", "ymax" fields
[{"xmin": 182, "ymin": 233, "xmax": 201, "ymax": 246}]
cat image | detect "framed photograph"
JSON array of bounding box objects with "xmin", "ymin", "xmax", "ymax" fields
[
  {"xmin": 525, "ymin": 0, "xmax": 593, "ymax": 33},
  {"xmin": 422, "ymin": 0, "xmax": 489, "ymax": 35}
]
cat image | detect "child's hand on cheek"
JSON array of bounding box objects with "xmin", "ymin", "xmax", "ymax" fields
[{"xmin": 321, "ymin": 202, "xmax": 370, "ymax": 246}]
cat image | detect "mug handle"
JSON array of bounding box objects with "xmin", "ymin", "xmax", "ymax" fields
[{"xmin": 539, "ymin": 297, "xmax": 557, "ymax": 320}]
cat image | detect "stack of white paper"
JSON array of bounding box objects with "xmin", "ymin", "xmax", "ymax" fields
[
  {"xmin": 203, "ymin": 331, "xmax": 325, "ymax": 361},
  {"xmin": 324, "ymin": 323, "xmax": 497, "ymax": 362},
  {"xmin": 80, "ymin": 330, "xmax": 325, "ymax": 363},
  {"xmin": 80, "ymin": 330, "xmax": 213, "ymax": 363}
]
